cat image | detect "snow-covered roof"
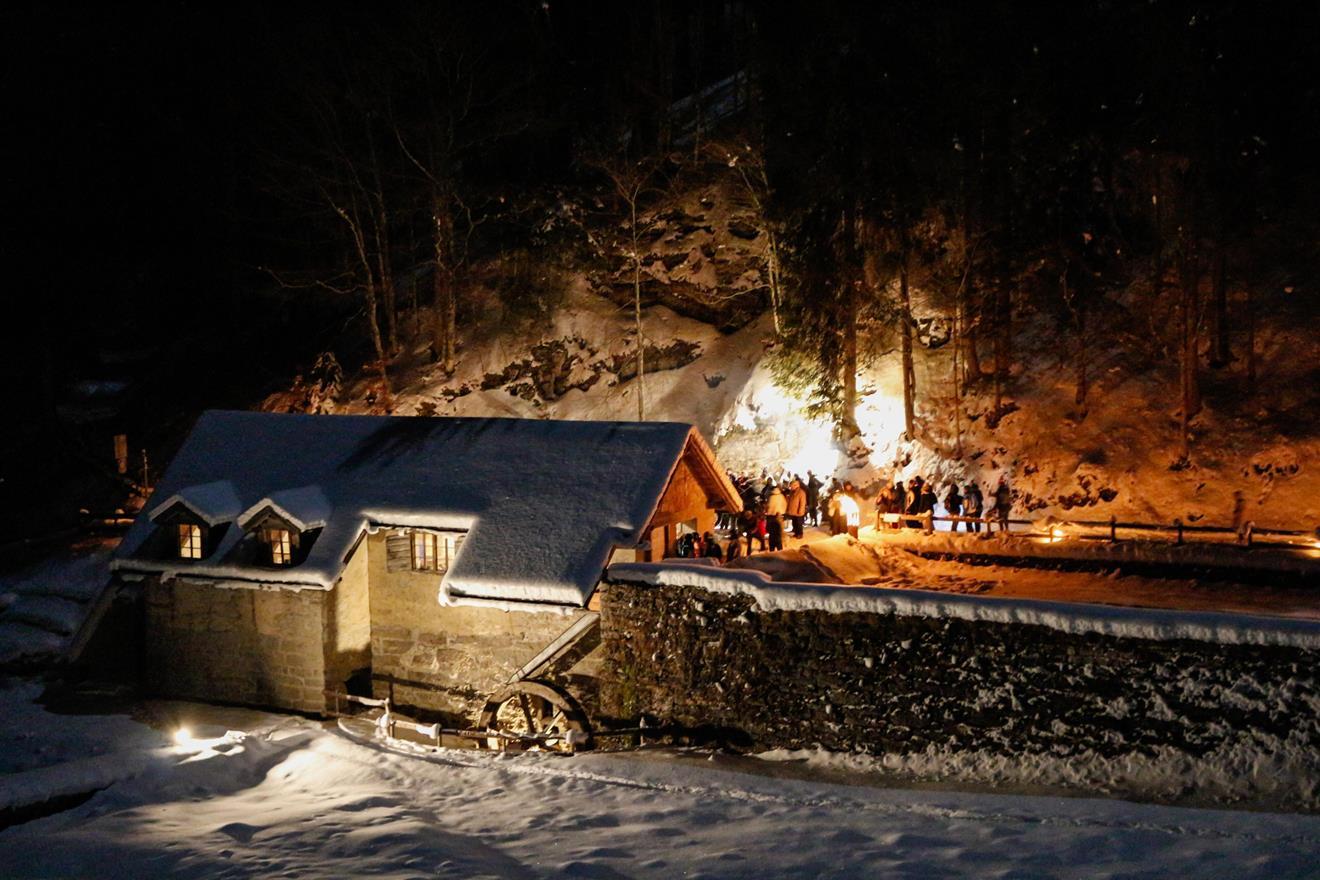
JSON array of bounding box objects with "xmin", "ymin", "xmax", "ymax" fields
[
  {"xmin": 237, "ymin": 485, "xmax": 332, "ymax": 533},
  {"xmin": 114, "ymin": 411, "xmax": 739, "ymax": 608},
  {"xmin": 146, "ymin": 480, "xmax": 243, "ymax": 527}
]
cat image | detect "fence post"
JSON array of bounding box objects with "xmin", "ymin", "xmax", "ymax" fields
[
  {"xmin": 1245, "ymin": 522, "xmax": 1254, "ymax": 548},
  {"xmin": 1109, "ymin": 515, "xmax": 1117, "ymax": 543},
  {"xmin": 923, "ymin": 511, "xmax": 934, "ymax": 535},
  {"xmin": 1174, "ymin": 518, "xmax": 1183, "ymax": 545}
]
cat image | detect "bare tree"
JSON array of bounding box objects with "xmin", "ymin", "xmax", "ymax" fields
[
  {"xmin": 593, "ymin": 151, "xmax": 665, "ymax": 421},
  {"xmin": 709, "ymin": 139, "xmax": 785, "ymax": 336}
]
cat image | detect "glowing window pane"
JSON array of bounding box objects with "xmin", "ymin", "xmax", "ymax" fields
[
  {"xmin": 412, "ymin": 533, "xmax": 438, "ymax": 570},
  {"xmin": 178, "ymin": 523, "xmax": 203, "ymax": 559},
  {"xmin": 266, "ymin": 528, "xmax": 293, "ymax": 565}
]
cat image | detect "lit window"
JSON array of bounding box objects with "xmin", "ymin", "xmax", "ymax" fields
[
  {"xmin": 265, "ymin": 528, "xmax": 293, "ymax": 565},
  {"xmin": 412, "ymin": 532, "xmax": 439, "ymax": 571},
  {"xmin": 178, "ymin": 523, "xmax": 203, "ymax": 559}
]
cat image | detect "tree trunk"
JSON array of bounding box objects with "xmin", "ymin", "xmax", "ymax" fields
[
  {"xmin": 964, "ymin": 320, "xmax": 981, "ymax": 384},
  {"xmin": 1075, "ymin": 305, "xmax": 1088, "ymax": 408},
  {"xmin": 899, "ymin": 256, "xmax": 915, "ymax": 439},
  {"xmin": 1209, "ymin": 246, "xmax": 1230, "ymax": 368},
  {"xmin": 432, "ymin": 196, "xmax": 457, "ymax": 375},
  {"xmin": 363, "ymin": 278, "xmax": 394, "ymax": 413},
  {"xmin": 335, "ymin": 201, "xmax": 393, "ymax": 412},
  {"xmin": 842, "ymin": 278, "xmax": 858, "ymax": 437},
  {"xmin": 1246, "ymin": 282, "xmax": 1256, "ymax": 395},
  {"xmin": 766, "ymin": 231, "xmax": 783, "ymax": 336},
  {"xmin": 376, "ymin": 209, "xmax": 398, "ymax": 355},
  {"xmin": 1151, "ymin": 174, "xmax": 1164, "ymax": 300},
  {"xmin": 992, "ymin": 283, "xmax": 1004, "ymax": 423},
  {"xmin": 952, "ymin": 281, "xmax": 963, "ymax": 457},
  {"xmin": 1178, "ymin": 252, "xmax": 1201, "ymax": 460},
  {"xmin": 632, "ymin": 200, "xmax": 645, "ymax": 421}
]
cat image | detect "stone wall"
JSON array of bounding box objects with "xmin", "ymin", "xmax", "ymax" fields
[
  {"xmin": 144, "ymin": 577, "xmax": 330, "ymax": 714},
  {"xmin": 599, "ymin": 577, "xmax": 1320, "ymax": 804},
  {"xmin": 365, "ymin": 531, "xmax": 592, "ymax": 725},
  {"xmin": 324, "ymin": 536, "xmax": 372, "ymax": 696}
]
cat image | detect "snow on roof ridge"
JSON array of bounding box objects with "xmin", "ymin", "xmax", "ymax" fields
[
  {"xmin": 606, "ymin": 562, "xmax": 1320, "ymax": 650},
  {"xmin": 147, "ymin": 479, "xmax": 243, "ymax": 527},
  {"xmin": 237, "ymin": 485, "xmax": 332, "ymax": 532}
]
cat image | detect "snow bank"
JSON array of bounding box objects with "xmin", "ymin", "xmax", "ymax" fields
[
  {"xmin": 3, "ymin": 684, "xmax": 1320, "ymax": 878},
  {"xmin": 866, "ymin": 528, "xmax": 1320, "ymax": 576},
  {"xmin": 0, "ymin": 752, "xmax": 149, "ymax": 813},
  {"xmin": 607, "ymin": 561, "xmax": 1320, "ymax": 648},
  {"xmin": 0, "ymin": 552, "xmax": 112, "ymax": 666}
]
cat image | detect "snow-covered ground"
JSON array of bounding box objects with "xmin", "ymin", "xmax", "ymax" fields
[
  {"xmin": 0, "ymin": 548, "xmax": 111, "ymax": 667},
  {"xmin": 3, "ymin": 682, "xmax": 1319, "ymax": 879}
]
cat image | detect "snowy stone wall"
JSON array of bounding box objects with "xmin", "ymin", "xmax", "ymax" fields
[
  {"xmin": 144, "ymin": 578, "xmax": 335, "ymax": 714},
  {"xmin": 599, "ymin": 577, "xmax": 1320, "ymax": 804}
]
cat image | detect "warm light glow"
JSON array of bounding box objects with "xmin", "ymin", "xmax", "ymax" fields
[
  {"xmin": 174, "ymin": 727, "xmax": 192, "ymax": 747},
  {"xmin": 178, "ymin": 523, "xmax": 203, "ymax": 559},
  {"xmin": 784, "ymin": 419, "xmax": 843, "ymax": 477},
  {"xmin": 1047, "ymin": 526, "xmax": 1068, "ymax": 543},
  {"xmin": 838, "ymin": 494, "xmax": 860, "ymax": 527},
  {"xmin": 264, "ymin": 528, "xmax": 293, "ymax": 565}
]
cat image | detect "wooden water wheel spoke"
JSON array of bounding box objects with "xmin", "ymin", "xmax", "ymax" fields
[
  {"xmin": 517, "ymin": 693, "xmax": 538, "ymax": 733},
  {"xmin": 477, "ymin": 680, "xmax": 592, "ymax": 753}
]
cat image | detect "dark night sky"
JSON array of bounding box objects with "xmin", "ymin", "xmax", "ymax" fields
[{"xmin": 2, "ymin": 1, "xmax": 1318, "ymax": 411}]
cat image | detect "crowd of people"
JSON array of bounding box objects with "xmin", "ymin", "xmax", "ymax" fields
[
  {"xmin": 677, "ymin": 467, "xmax": 1015, "ymax": 566},
  {"xmin": 873, "ymin": 474, "xmax": 1013, "ymax": 532}
]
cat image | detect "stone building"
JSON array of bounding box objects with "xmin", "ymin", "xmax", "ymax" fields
[{"xmin": 112, "ymin": 410, "xmax": 740, "ymax": 721}]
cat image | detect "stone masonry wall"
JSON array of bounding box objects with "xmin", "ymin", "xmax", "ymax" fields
[
  {"xmin": 144, "ymin": 577, "xmax": 329, "ymax": 714},
  {"xmin": 366, "ymin": 531, "xmax": 591, "ymax": 725},
  {"xmin": 600, "ymin": 579, "xmax": 1320, "ymax": 782}
]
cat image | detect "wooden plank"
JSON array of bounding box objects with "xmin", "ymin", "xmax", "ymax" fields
[{"xmin": 507, "ymin": 612, "xmax": 601, "ymax": 684}]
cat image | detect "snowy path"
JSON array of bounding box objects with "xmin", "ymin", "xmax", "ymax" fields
[{"xmin": 3, "ymin": 696, "xmax": 1319, "ymax": 878}]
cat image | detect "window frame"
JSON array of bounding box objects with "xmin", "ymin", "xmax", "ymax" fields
[
  {"xmin": 177, "ymin": 522, "xmax": 204, "ymax": 560},
  {"xmin": 412, "ymin": 531, "xmax": 439, "ymax": 571},
  {"xmin": 264, "ymin": 527, "xmax": 294, "ymax": 565},
  {"xmin": 408, "ymin": 530, "xmax": 464, "ymax": 573}
]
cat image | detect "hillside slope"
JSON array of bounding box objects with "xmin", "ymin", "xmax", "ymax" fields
[{"xmin": 309, "ymin": 176, "xmax": 1319, "ymax": 534}]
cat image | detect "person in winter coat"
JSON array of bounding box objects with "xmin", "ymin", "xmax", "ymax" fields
[
  {"xmin": 826, "ymin": 491, "xmax": 842, "ymax": 535},
  {"xmin": 738, "ymin": 508, "xmax": 762, "ymax": 553},
  {"xmin": 725, "ymin": 534, "xmax": 744, "ymax": 563},
  {"xmin": 892, "ymin": 481, "xmax": 907, "ymax": 529},
  {"xmin": 963, "ymin": 483, "xmax": 984, "ymax": 532},
  {"xmin": 702, "ymin": 532, "xmax": 723, "ymax": 561},
  {"xmin": 920, "ymin": 483, "xmax": 938, "ymax": 521},
  {"xmin": 786, "ymin": 479, "xmax": 808, "ymax": 538},
  {"xmin": 905, "ymin": 476, "xmax": 924, "ymax": 524},
  {"xmin": 805, "ymin": 471, "xmax": 823, "ymax": 526},
  {"xmin": 943, "ymin": 483, "xmax": 963, "ymax": 530},
  {"xmin": 992, "ymin": 477, "xmax": 1012, "ymax": 532},
  {"xmin": 765, "ymin": 485, "xmax": 787, "ymax": 551},
  {"xmin": 875, "ymin": 484, "xmax": 895, "ymax": 529}
]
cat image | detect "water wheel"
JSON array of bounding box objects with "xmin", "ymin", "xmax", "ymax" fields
[{"xmin": 476, "ymin": 680, "xmax": 591, "ymax": 753}]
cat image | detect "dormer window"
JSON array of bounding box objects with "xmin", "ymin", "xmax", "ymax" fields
[
  {"xmin": 263, "ymin": 527, "xmax": 294, "ymax": 565},
  {"xmin": 178, "ymin": 523, "xmax": 204, "ymax": 559}
]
